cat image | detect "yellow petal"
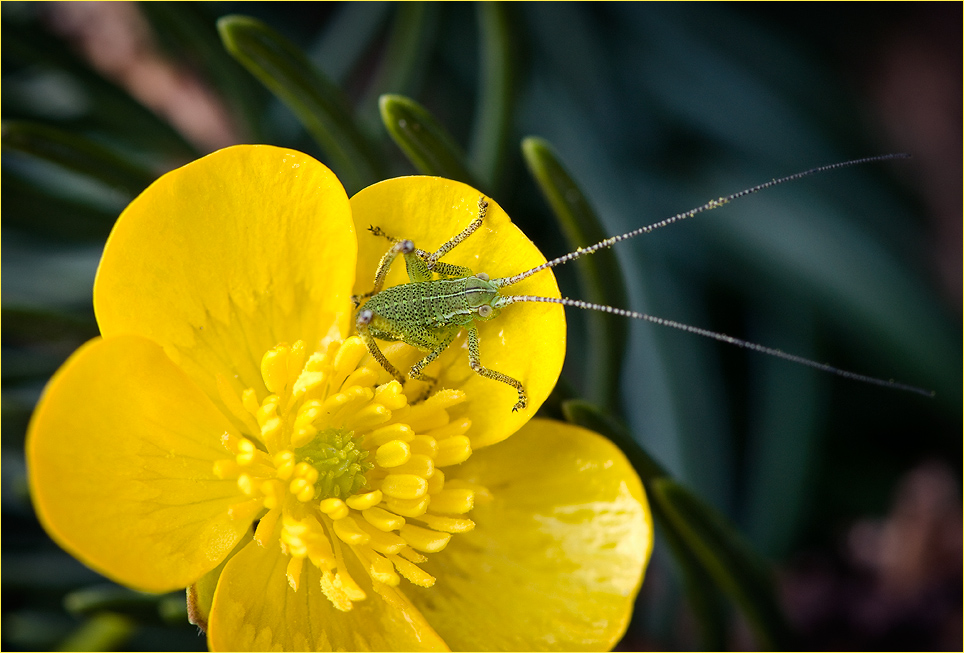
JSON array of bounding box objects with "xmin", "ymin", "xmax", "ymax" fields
[
  {"xmin": 350, "ymin": 177, "xmax": 565, "ymax": 449},
  {"xmin": 207, "ymin": 537, "xmax": 449, "ymax": 651},
  {"xmin": 94, "ymin": 145, "xmax": 356, "ymax": 410},
  {"xmin": 26, "ymin": 335, "xmax": 249, "ymax": 592},
  {"xmin": 408, "ymin": 418, "xmax": 652, "ymax": 651},
  {"xmin": 188, "ymin": 529, "xmax": 252, "ymax": 632}
]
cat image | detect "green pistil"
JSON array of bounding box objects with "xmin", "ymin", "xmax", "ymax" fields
[{"xmin": 295, "ymin": 429, "xmax": 373, "ymax": 500}]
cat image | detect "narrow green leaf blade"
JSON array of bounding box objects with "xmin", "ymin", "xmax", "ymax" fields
[
  {"xmin": 3, "ymin": 121, "xmax": 157, "ymax": 195},
  {"xmin": 650, "ymin": 478, "xmax": 794, "ymax": 649},
  {"xmin": 469, "ymin": 2, "xmax": 515, "ymax": 190},
  {"xmin": 217, "ymin": 15, "xmax": 383, "ymax": 193},
  {"xmin": 523, "ymin": 137, "xmax": 630, "ymax": 410},
  {"xmin": 360, "ymin": 2, "xmax": 439, "ymax": 127},
  {"xmin": 379, "ymin": 94, "xmax": 480, "ymax": 187}
]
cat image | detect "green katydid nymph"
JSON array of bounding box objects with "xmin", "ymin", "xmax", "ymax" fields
[{"xmin": 352, "ymin": 154, "xmax": 932, "ymax": 412}]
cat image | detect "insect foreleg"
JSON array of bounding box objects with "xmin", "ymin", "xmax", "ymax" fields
[
  {"xmin": 425, "ymin": 196, "xmax": 488, "ymax": 268},
  {"xmin": 356, "ymin": 316, "xmax": 407, "ymax": 384},
  {"xmin": 467, "ymin": 325, "xmax": 527, "ymax": 412}
]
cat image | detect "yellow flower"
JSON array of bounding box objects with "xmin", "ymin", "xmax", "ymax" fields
[{"xmin": 26, "ymin": 145, "xmax": 652, "ymax": 650}]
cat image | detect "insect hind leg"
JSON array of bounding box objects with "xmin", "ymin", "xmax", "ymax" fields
[{"xmin": 467, "ymin": 325, "xmax": 527, "ymax": 412}]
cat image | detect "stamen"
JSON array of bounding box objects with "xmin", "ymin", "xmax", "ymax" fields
[{"xmin": 209, "ymin": 337, "xmax": 487, "ymax": 611}]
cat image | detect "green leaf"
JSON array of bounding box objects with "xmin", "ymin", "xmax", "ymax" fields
[
  {"xmin": 650, "ymin": 478, "xmax": 794, "ymax": 649},
  {"xmin": 56, "ymin": 613, "xmax": 135, "ymax": 652},
  {"xmin": 360, "ymin": 3, "xmax": 440, "ymax": 127},
  {"xmin": 64, "ymin": 585, "xmax": 182, "ymax": 626},
  {"xmin": 379, "ymin": 94, "xmax": 480, "ymax": 187},
  {"xmin": 2, "ymin": 121, "xmax": 157, "ymax": 196},
  {"xmin": 217, "ymin": 15, "xmax": 383, "ymax": 193},
  {"xmin": 469, "ymin": 2, "xmax": 515, "ymax": 190},
  {"xmin": 522, "ymin": 137, "xmax": 630, "ymax": 411},
  {"xmin": 1, "ymin": 171, "xmax": 118, "ymax": 242}
]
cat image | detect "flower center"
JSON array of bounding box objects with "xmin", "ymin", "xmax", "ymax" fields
[{"xmin": 213, "ymin": 337, "xmax": 488, "ymax": 611}]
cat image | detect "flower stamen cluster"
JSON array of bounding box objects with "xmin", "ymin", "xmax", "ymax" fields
[{"xmin": 212, "ymin": 336, "xmax": 486, "ymax": 611}]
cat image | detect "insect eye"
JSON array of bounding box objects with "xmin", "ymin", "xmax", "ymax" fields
[
  {"xmin": 356, "ymin": 309, "xmax": 373, "ymax": 325},
  {"xmin": 475, "ymin": 272, "xmax": 489, "ymax": 281},
  {"xmin": 399, "ymin": 240, "xmax": 415, "ymax": 254},
  {"xmin": 477, "ymin": 305, "xmax": 493, "ymax": 318}
]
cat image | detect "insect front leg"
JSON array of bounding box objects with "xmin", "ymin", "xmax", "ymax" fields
[
  {"xmin": 466, "ymin": 325, "xmax": 527, "ymax": 412},
  {"xmin": 355, "ymin": 312, "xmax": 407, "ymax": 385},
  {"xmin": 425, "ymin": 196, "xmax": 488, "ymax": 268}
]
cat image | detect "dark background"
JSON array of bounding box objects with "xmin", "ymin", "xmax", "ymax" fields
[{"xmin": 3, "ymin": 2, "xmax": 960, "ymax": 650}]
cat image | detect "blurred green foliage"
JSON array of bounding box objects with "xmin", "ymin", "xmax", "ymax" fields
[{"xmin": 3, "ymin": 2, "xmax": 959, "ymax": 650}]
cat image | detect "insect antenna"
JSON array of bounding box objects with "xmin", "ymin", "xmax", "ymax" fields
[
  {"xmin": 500, "ymin": 294, "xmax": 934, "ymax": 397},
  {"xmin": 494, "ymin": 153, "xmax": 911, "ymax": 289}
]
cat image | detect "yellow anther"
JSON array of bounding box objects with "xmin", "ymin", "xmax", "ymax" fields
[
  {"xmin": 367, "ymin": 551, "xmax": 400, "ymax": 586},
  {"xmin": 236, "ymin": 438, "xmax": 257, "ymax": 465},
  {"xmin": 237, "ymin": 473, "xmax": 256, "ymax": 496},
  {"xmin": 319, "ymin": 497, "xmax": 350, "ymax": 520},
  {"xmin": 356, "ymin": 521, "xmax": 407, "ymax": 554},
  {"xmin": 261, "ymin": 345, "xmax": 290, "ymax": 394},
  {"xmin": 346, "ymin": 490, "xmax": 383, "ymax": 511},
  {"xmin": 409, "ymin": 435, "xmax": 438, "ymax": 458},
  {"xmin": 260, "ymin": 479, "xmax": 283, "ymax": 509},
  {"xmin": 273, "ymin": 450, "xmax": 296, "ymax": 480},
  {"xmin": 384, "ymin": 495, "xmax": 430, "ymax": 518},
  {"xmin": 322, "ymin": 391, "xmax": 350, "ymax": 413},
  {"xmin": 295, "ymin": 399, "xmax": 323, "ymax": 426},
  {"xmin": 289, "ymin": 478, "xmax": 315, "ymax": 502},
  {"xmin": 381, "ymin": 474, "xmax": 428, "ymax": 500},
  {"xmin": 389, "ymin": 554, "xmax": 436, "ymax": 588},
  {"xmin": 348, "ymin": 404, "xmax": 391, "ymax": 431},
  {"xmin": 435, "ymin": 435, "xmax": 472, "ymax": 467},
  {"xmin": 332, "ymin": 515, "xmax": 370, "ymax": 546},
  {"xmin": 428, "ymin": 487, "xmax": 474, "ymax": 514},
  {"xmin": 368, "ymin": 423, "xmax": 415, "ymax": 446},
  {"xmin": 294, "ymin": 462, "xmax": 318, "ymax": 483},
  {"xmin": 216, "ymin": 374, "xmax": 261, "ymax": 434},
  {"xmin": 426, "ymin": 469, "xmax": 445, "ymax": 495},
  {"xmin": 254, "ymin": 508, "xmax": 280, "ymax": 546},
  {"xmin": 260, "ymin": 417, "xmax": 283, "ymax": 446},
  {"xmin": 333, "ymin": 336, "xmax": 368, "ymax": 375},
  {"xmin": 241, "ymin": 387, "xmax": 260, "ymax": 416},
  {"xmin": 398, "ymin": 546, "xmax": 427, "ymax": 564},
  {"xmin": 400, "ymin": 523, "xmax": 452, "ymax": 553},
  {"xmin": 292, "ymin": 370, "xmax": 326, "ymax": 397},
  {"xmin": 256, "ymin": 395, "xmax": 279, "ymax": 421},
  {"xmin": 376, "ymin": 440, "xmax": 411, "ymax": 468},
  {"xmin": 392, "ymin": 454, "xmax": 434, "ymax": 478},
  {"xmin": 320, "ymin": 572, "xmax": 353, "ymax": 612},
  {"xmin": 426, "ymin": 416, "xmax": 472, "ymax": 440},
  {"xmin": 286, "ymin": 555, "xmax": 304, "ymax": 591},
  {"xmin": 342, "ymin": 367, "xmax": 380, "ymax": 391},
  {"xmin": 333, "ymin": 569, "xmax": 366, "ymax": 601},
  {"xmin": 373, "ymin": 381, "xmax": 408, "ymax": 410},
  {"xmin": 416, "ymin": 514, "xmax": 475, "ymax": 533},
  {"xmin": 423, "ymin": 388, "xmax": 467, "ymax": 410},
  {"xmin": 362, "ymin": 506, "xmax": 406, "ymax": 531}
]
